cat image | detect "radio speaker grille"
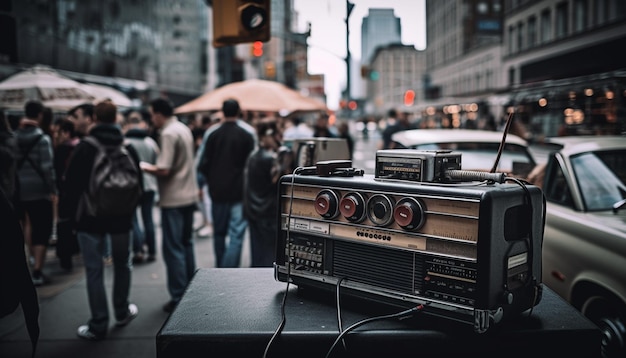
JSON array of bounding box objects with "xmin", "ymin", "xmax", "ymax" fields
[{"xmin": 333, "ymin": 241, "xmax": 421, "ymax": 294}]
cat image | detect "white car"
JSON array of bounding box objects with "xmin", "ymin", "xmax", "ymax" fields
[
  {"xmin": 533, "ymin": 135, "xmax": 626, "ymax": 358},
  {"xmin": 391, "ymin": 129, "xmax": 537, "ymax": 178}
]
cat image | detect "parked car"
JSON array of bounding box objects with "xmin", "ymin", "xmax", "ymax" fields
[
  {"xmin": 530, "ymin": 135, "xmax": 626, "ymax": 358},
  {"xmin": 391, "ymin": 128, "xmax": 537, "ymax": 178}
]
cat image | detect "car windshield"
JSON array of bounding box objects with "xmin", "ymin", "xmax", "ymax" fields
[
  {"xmin": 412, "ymin": 142, "xmax": 535, "ymax": 175},
  {"xmin": 571, "ymin": 150, "xmax": 626, "ymax": 211}
]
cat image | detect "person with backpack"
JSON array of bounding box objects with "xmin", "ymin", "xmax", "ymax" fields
[
  {"xmin": 59, "ymin": 100, "xmax": 142, "ymax": 341},
  {"xmin": 14, "ymin": 100, "xmax": 57, "ymax": 286}
]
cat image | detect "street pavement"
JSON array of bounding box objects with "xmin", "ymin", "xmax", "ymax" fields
[{"xmin": 0, "ymin": 210, "xmax": 251, "ymax": 358}]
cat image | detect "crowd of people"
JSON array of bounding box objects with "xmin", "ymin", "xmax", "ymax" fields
[{"xmin": 0, "ymin": 96, "xmax": 354, "ymax": 348}]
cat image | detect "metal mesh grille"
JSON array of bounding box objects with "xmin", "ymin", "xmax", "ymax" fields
[{"xmin": 333, "ymin": 240, "xmax": 421, "ymax": 294}]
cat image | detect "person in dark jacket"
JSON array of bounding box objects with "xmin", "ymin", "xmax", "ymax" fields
[
  {"xmin": 243, "ymin": 118, "xmax": 286, "ymax": 267},
  {"xmin": 52, "ymin": 117, "xmax": 80, "ymax": 271},
  {"xmin": 60, "ymin": 100, "xmax": 142, "ymax": 341},
  {"xmin": 0, "ymin": 110, "xmax": 40, "ymax": 357},
  {"xmin": 15, "ymin": 100, "xmax": 57, "ymax": 286},
  {"xmin": 197, "ymin": 99, "xmax": 256, "ymax": 268}
]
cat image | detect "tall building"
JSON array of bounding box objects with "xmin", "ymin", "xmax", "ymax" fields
[
  {"xmin": 356, "ymin": 8, "xmax": 403, "ymax": 111},
  {"xmin": 361, "ymin": 9, "xmax": 402, "ymax": 64},
  {"xmin": 0, "ymin": 0, "xmax": 208, "ymax": 107},
  {"xmin": 368, "ymin": 44, "xmax": 426, "ymax": 115}
]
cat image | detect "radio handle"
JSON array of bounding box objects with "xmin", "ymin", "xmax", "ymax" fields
[{"xmin": 446, "ymin": 170, "xmax": 506, "ymax": 183}]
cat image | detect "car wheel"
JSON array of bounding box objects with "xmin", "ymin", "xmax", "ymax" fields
[{"xmin": 580, "ymin": 295, "xmax": 626, "ymax": 358}]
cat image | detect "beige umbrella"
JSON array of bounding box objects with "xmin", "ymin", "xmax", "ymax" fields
[
  {"xmin": 0, "ymin": 65, "xmax": 95, "ymax": 111},
  {"xmin": 174, "ymin": 79, "xmax": 327, "ymax": 115},
  {"xmin": 80, "ymin": 83, "xmax": 133, "ymax": 108}
]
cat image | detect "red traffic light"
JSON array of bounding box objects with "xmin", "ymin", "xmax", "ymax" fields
[
  {"xmin": 404, "ymin": 90, "xmax": 415, "ymax": 106},
  {"xmin": 252, "ymin": 41, "xmax": 263, "ymax": 57}
]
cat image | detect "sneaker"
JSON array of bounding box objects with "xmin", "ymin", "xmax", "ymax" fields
[
  {"xmin": 32, "ymin": 271, "xmax": 51, "ymax": 286},
  {"xmin": 77, "ymin": 325, "xmax": 104, "ymax": 341},
  {"xmin": 196, "ymin": 225, "xmax": 213, "ymax": 238},
  {"xmin": 115, "ymin": 303, "xmax": 139, "ymax": 327},
  {"xmin": 146, "ymin": 255, "xmax": 156, "ymax": 262},
  {"xmin": 162, "ymin": 301, "xmax": 177, "ymax": 313}
]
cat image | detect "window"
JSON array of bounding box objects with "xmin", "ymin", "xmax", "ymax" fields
[
  {"xmin": 556, "ymin": 2, "xmax": 568, "ymax": 39},
  {"xmin": 540, "ymin": 9, "xmax": 551, "ymax": 43},
  {"xmin": 508, "ymin": 67, "xmax": 515, "ymax": 86},
  {"xmin": 517, "ymin": 22, "xmax": 524, "ymax": 51},
  {"xmin": 527, "ymin": 15, "xmax": 537, "ymax": 48},
  {"xmin": 508, "ymin": 25, "xmax": 515, "ymax": 53},
  {"xmin": 594, "ymin": 0, "xmax": 609, "ymax": 25},
  {"xmin": 574, "ymin": 0, "xmax": 588, "ymax": 33},
  {"xmin": 545, "ymin": 160, "xmax": 573, "ymax": 207}
]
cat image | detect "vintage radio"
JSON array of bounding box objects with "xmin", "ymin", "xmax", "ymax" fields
[{"xmin": 274, "ymin": 168, "xmax": 544, "ymax": 333}]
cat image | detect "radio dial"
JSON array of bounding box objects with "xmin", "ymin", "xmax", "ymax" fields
[
  {"xmin": 366, "ymin": 194, "xmax": 394, "ymax": 226},
  {"xmin": 340, "ymin": 192, "xmax": 366, "ymax": 222},
  {"xmin": 315, "ymin": 189, "xmax": 339, "ymax": 219},
  {"xmin": 394, "ymin": 198, "xmax": 425, "ymax": 230}
]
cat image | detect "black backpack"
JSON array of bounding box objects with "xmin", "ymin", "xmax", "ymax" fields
[{"xmin": 79, "ymin": 136, "xmax": 142, "ymax": 217}]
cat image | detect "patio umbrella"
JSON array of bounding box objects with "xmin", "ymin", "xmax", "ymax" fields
[
  {"xmin": 174, "ymin": 79, "xmax": 327, "ymax": 115},
  {"xmin": 80, "ymin": 83, "xmax": 133, "ymax": 109},
  {"xmin": 0, "ymin": 65, "xmax": 95, "ymax": 111}
]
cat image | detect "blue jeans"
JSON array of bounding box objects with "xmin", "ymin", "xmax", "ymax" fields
[
  {"xmin": 212, "ymin": 201, "xmax": 248, "ymax": 268},
  {"xmin": 161, "ymin": 204, "xmax": 196, "ymax": 303},
  {"xmin": 132, "ymin": 191, "xmax": 156, "ymax": 256},
  {"xmin": 77, "ymin": 230, "xmax": 132, "ymax": 336}
]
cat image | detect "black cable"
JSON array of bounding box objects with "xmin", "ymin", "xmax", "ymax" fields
[
  {"xmin": 335, "ymin": 277, "xmax": 348, "ymax": 352},
  {"xmin": 262, "ymin": 167, "xmax": 304, "ymax": 358},
  {"xmin": 324, "ymin": 304, "xmax": 427, "ymax": 358},
  {"xmin": 490, "ymin": 110, "xmax": 515, "ymax": 173}
]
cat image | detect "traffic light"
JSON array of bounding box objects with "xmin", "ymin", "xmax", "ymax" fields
[
  {"xmin": 251, "ymin": 41, "xmax": 263, "ymax": 57},
  {"xmin": 212, "ymin": 0, "xmax": 270, "ymax": 48},
  {"xmin": 360, "ymin": 66, "xmax": 379, "ymax": 81},
  {"xmin": 404, "ymin": 90, "xmax": 416, "ymax": 106}
]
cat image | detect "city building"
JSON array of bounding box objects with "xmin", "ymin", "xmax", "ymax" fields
[
  {"xmin": 0, "ymin": 0, "xmax": 318, "ymax": 111},
  {"xmin": 367, "ymin": 44, "xmax": 426, "ymax": 115},
  {"xmin": 361, "ymin": 8, "xmax": 401, "ymax": 65},
  {"xmin": 421, "ymin": 0, "xmax": 626, "ymax": 136},
  {"xmin": 359, "ymin": 7, "xmax": 422, "ymax": 116},
  {"xmin": 0, "ymin": 0, "xmax": 208, "ymax": 107}
]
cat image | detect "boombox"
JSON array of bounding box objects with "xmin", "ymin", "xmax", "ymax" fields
[{"xmin": 274, "ymin": 158, "xmax": 544, "ymax": 333}]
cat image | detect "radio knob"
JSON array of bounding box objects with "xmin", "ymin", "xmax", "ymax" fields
[
  {"xmin": 314, "ymin": 189, "xmax": 339, "ymax": 219},
  {"xmin": 366, "ymin": 194, "xmax": 394, "ymax": 226},
  {"xmin": 340, "ymin": 192, "xmax": 366, "ymax": 222},
  {"xmin": 394, "ymin": 198, "xmax": 425, "ymax": 230}
]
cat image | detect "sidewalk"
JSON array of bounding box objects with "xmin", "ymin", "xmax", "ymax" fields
[{"xmin": 0, "ymin": 211, "xmax": 251, "ymax": 358}]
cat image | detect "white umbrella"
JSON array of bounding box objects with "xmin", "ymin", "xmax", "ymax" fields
[
  {"xmin": 174, "ymin": 79, "xmax": 327, "ymax": 115},
  {"xmin": 80, "ymin": 83, "xmax": 133, "ymax": 108},
  {"xmin": 0, "ymin": 65, "xmax": 94, "ymax": 111}
]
